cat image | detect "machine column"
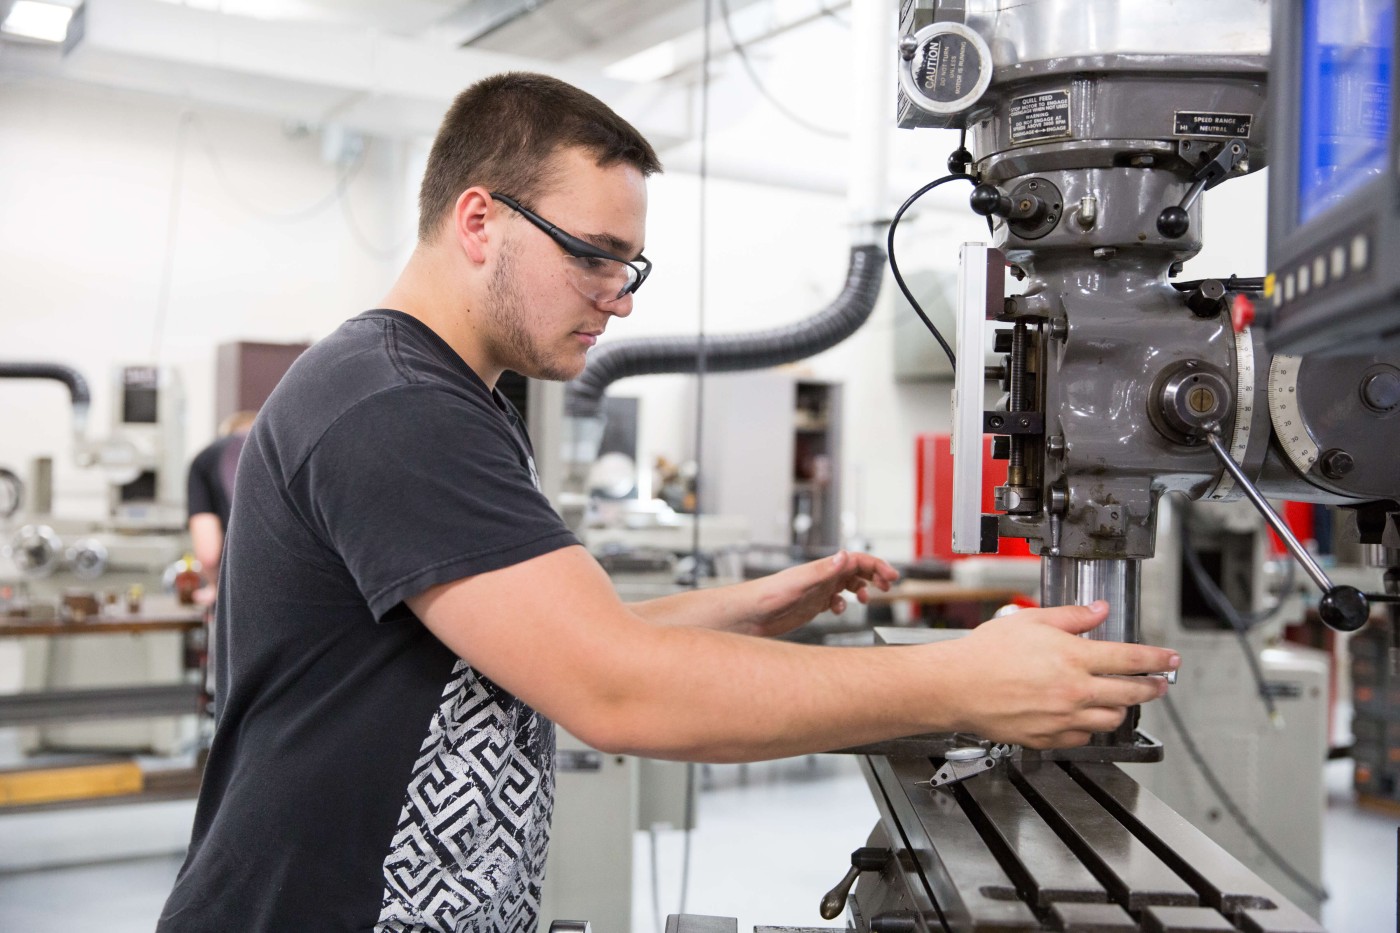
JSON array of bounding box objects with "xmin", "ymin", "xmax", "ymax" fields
[
  {"xmin": 1041, "ymin": 557, "xmax": 1143, "ymax": 747},
  {"xmin": 1040, "ymin": 556, "xmax": 1141, "ymax": 645}
]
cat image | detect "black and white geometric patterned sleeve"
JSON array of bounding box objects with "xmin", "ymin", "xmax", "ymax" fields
[{"xmin": 375, "ymin": 661, "xmax": 556, "ymax": 933}]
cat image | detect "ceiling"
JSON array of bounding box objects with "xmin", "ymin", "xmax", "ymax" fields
[{"xmin": 0, "ymin": 0, "xmax": 789, "ymax": 146}]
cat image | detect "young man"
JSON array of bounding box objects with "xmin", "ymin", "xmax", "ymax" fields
[
  {"xmin": 185, "ymin": 410, "xmax": 257, "ymax": 604},
  {"xmin": 159, "ymin": 73, "xmax": 1177, "ymax": 932}
]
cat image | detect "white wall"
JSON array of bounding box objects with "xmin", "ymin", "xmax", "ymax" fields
[
  {"xmin": 1, "ymin": 1, "xmax": 970, "ymax": 562},
  {"xmin": 596, "ymin": 164, "xmax": 992, "ymax": 562},
  {"xmin": 0, "ymin": 39, "xmax": 1273, "ymax": 560},
  {"xmin": 0, "ymin": 77, "xmax": 411, "ymax": 517}
]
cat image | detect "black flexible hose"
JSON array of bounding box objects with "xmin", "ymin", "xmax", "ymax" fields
[
  {"xmin": 0, "ymin": 362, "xmax": 91, "ymax": 411},
  {"xmin": 565, "ymin": 243, "xmax": 885, "ymax": 418}
]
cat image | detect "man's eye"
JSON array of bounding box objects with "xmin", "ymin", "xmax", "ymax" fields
[{"xmin": 573, "ymin": 256, "xmax": 608, "ymax": 271}]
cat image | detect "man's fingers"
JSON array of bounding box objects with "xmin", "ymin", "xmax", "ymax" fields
[
  {"xmin": 1034, "ymin": 605, "xmax": 1180, "ymax": 678},
  {"xmin": 838, "ymin": 552, "xmax": 899, "ymax": 587},
  {"xmin": 1089, "ymin": 673, "xmax": 1170, "ymax": 708},
  {"xmin": 1027, "ymin": 729, "xmax": 1094, "ymax": 750},
  {"xmin": 1036, "ymin": 600, "xmax": 1111, "ymax": 635},
  {"xmin": 1084, "ymin": 641, "xmax": 1181, "ymax": 678}
]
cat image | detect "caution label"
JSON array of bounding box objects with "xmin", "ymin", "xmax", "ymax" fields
[
  {"xmin": 1174, "ymin": 111, "xmax": 1253, "ymax": 138},
  {"xmin": 914, "ymin": 33, "xmax": 984, "ymax": 105},
  {"xmin": 1009, "ymin": 90, "xmax": 1071, "ymax": 143}
]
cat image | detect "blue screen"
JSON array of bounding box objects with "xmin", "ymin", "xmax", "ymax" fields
[{"xmin": 1297, "ymin": 0, "xmax": 1394, "ymax": 224}]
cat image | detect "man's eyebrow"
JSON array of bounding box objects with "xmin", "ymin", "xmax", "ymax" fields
[{"xmin": 582, "ymin": 231, "xmax": 643, "ymax": 259}]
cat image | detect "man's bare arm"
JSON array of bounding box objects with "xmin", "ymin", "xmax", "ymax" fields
[
  {"xmin": 188, "ymin": 513, "xmax": 223, "ymax": 586},
  {"xmin": 627, "ymin": 551, "xmax": 899, "ymax": 637},
  {"xmin": 409, "ymin": 545, "xmax": 1178, "ymax": 762}
]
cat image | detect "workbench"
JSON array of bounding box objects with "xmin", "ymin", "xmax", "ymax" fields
[
  {"xmin": 0, "ymin": 600, "xmax": 208, "ymax": 809},
  {"xmin": 0, "ymin": 600, "xmax": 207, "ymax": 728}
]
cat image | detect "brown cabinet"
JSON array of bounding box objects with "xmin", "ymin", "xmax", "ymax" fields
[
  {"xmin": 215, "ymin": 340, "xmax": 309, "ymax": 422},
  {"xmin": 697, "ymin": 373, "xmax": 842, "ymax": 550}
]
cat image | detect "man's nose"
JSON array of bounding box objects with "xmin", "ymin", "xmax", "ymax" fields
[{"xmin": 600, "ymin": 292, "xmax": 634, "ymax": 317}]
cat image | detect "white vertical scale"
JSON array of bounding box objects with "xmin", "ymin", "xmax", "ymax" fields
[
  {"xmin": 1268, "ymin": 353, "xmax": 1320, "ymax": 475},
  {"xmin": 1203, "ymin": 326, "xmax": 1257, "ymax": 500},
  {"xmin": 952, "ymin": 242, "xmax": 1001, "ymax": 553}
]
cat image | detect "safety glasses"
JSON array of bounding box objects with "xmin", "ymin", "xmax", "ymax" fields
[{"xmin": 491, "ymin": 192, "xmax": 651, "ymax": 303}]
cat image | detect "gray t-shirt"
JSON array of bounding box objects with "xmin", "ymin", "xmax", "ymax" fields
[{"xmin": 160, "ymin": 310, "xmax": 579, "ymax": 932}]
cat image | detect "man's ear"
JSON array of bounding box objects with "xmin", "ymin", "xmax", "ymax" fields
[{"xmin": 452, "ymin": 187, "xmax": 493, "ymax": 264}]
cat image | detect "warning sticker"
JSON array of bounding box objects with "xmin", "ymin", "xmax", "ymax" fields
[
  {"xmin": 913, "ymin": 33, "xmax": 984, "ymax": 105},
  {"xmin": 1174, "ymin": 111, "xmax": 1253, "ymax": 138},
  {"xmin": 1009, "ymin": 91, "xmax": 1071, "ymax": 144}
]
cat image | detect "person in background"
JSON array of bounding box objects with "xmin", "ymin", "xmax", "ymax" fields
[{"xmin": 185, "ymin": 410, "xmax": 256, "ymax": 603}]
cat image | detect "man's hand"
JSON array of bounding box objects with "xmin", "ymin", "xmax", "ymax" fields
[
  {"xmin": 627, "ymin": 550, "xmax": 899, "ymax": 636},
  {"xmin": 734, "ymin": 550, "xmax": 900, "ymax": 638},
  {"xmin": 413, "ymin": 547, "xmax": 1174, "ymax": 760},
  {"xmin": 934, "ymin": 601, "xmax": 1179, "ymax": 749}
]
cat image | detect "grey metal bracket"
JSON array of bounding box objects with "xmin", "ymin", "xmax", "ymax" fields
[{"xmin": 917, "ymin": 742, "xmax": 1015, "ymax": 789}]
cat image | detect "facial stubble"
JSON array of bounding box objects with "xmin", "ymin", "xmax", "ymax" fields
[{"xmin": 486, "ymin": 239, "xmax": 587, "ymax": 382}]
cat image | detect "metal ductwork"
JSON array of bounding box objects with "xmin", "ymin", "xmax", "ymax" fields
[{"xmin": 564, "ymin": 243, "xmax": 885, "ymax": 420}]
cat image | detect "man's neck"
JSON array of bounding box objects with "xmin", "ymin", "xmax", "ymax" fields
[{"xmin": 381, "ymin": 245, "xmax": 501, "ymax": 387}]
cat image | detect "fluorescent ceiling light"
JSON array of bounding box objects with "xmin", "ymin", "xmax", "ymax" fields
[
  {"xmin": 605, "ymin": 41, "xmax": 678, "ymax": 83},
  {"xmin": 2, "ymin": 0, "xmax": 77, "ymax": 43}
]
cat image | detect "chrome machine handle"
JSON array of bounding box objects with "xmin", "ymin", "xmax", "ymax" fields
[
  {"xmin": 1202, "ymin": 429, "xmax": 1371, "ymax": 632},
  {"xmin": 819, "ymin": 847, "xmax": 892, "ymax": 920},
  {"xmin": 1156, "ymin": 138, "xmax": 1249, "ymax": 239}
]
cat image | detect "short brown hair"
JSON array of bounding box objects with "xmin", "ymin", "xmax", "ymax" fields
[{"xmin": 417, "ymin": 72, "xmax": 663, "ymax": 242}]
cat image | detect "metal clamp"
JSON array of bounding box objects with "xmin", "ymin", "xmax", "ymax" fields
[{"xmin": 918, "ymin": 742, "xmax": 1015, "ymax": 789}]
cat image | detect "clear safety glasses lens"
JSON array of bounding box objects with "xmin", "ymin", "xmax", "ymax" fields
[
  {"xmin": 564, "ymin": 255, "xmax": 642, "ymax": 304},
  {"xmin": 490, "ymin": 192, "xmax": 649, "ymax": 303}
]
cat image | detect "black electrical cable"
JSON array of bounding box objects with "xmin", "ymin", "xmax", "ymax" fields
[
  {"xmin": 888, "ymin": 173, "xmax": 979, "ymax": 373},
  {"xmin": 193, "ymin": 112, "xmax": 369, "ymax": 225},
  {"xmin": 152, "ymin": 111, "xmax": 194, "ymax": 363},
  {"xmin": 1160, "ymin": 694, "xmax": 1330, "ymax": 905},
  {"xmin": 1171, "ymin": 275, "xmax": 1267, "ymax": 294},
  {"xmin": 818, "ymin": 0, "xmax": 850, "ymax": 27},
  {"xmin": 677, "ymin": 0, "xmax": 715, "ymax": 920},
  {"xmin": 716, "ymin": 0, "xmax": 846, "ymax": 139},
  {"xmin": 1182, "ymin": 505, "xmax": 1299, "ymax": 630},
  {"xmin": 1178, "ymin": 512, "xmax": 1281, "ymax": 723}
]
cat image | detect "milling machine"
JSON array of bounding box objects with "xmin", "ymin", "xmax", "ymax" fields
[
  {"xmin": 655, "ymin": 2, "xmax": 1399, "ymax": 932},
  {"xmin": 1, "ymin": 361, "xmax": 197, "ymax": 758},
  {"xmin": 840, "ymin": 2, "xmax": 1397, "ymax": 931}
]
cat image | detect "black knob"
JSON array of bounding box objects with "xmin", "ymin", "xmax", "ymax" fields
[
  {"xmin": 852, "ymin": 846, "xmax": 892, "ymax": 871},
  {"xmin": 1319, "ymin": 448, "xmax": 1355, "ymax": 480},
  {"xmin": 970, "ymin": 184, "xmax": 1012, "ymax": 217},
  {"xmin": 947, "ymin": 146, "xmax": 973, "ymax": 175},
  {"xmin": 819, "ymin": 847, "xmax": 890, "ymax": 920},
  {"xmin": 1362, "ymin": 371, "xmax": 1400, "ymax": 413},
  {"xmin": 870, "ymin": 914, "xmax": 918, "ymax": 933},
  {"xmin": 991, "ymin": 436, "xmax": 1010, "ymax": 460},
  {"xmin": 1319, "ymin": 585, "xmax": 1370, "ymax": 633},
  {"xmin": 1186, "ymin": 280, "xmax": 1227, "ymax": 318},
  {"xmin": 993, "ymin": 329, "xmax": 1015, "ymax": 353},
  {"xmin": 1157, "ymin": 205, "xmax": 1190, "ymax": 238}
]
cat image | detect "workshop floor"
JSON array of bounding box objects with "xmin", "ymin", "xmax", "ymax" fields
[{"xmin": 0, "ymin": 756, "xmax": 1393, "ymax": 932}]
